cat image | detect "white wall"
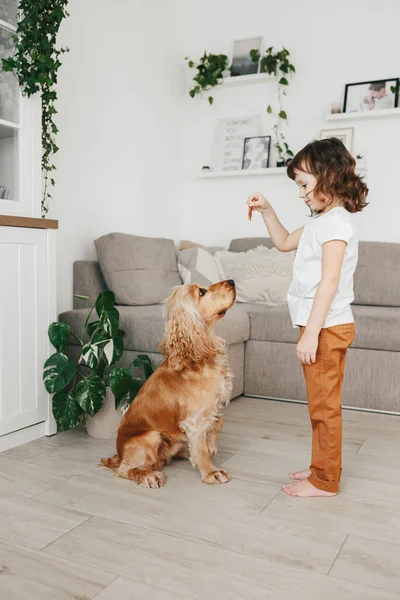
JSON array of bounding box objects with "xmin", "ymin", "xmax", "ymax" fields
[
  {"xmin": 53, "ymin": 0, "xmax": 184, "ymax": 313},
  {"xmin": 54, "ymin": 0, "xmax": 400, "ymax": 312},
  {"xmin": 179, "ymin": 0, "xmax": 400, "ymax": 247}
]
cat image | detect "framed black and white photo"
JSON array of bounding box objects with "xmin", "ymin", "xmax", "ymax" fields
[
  {"xmin": 343, "ymin": 78, "xmax": 399, "ymax": 113},
  {"xmin": 320, "ymin": 128, "xmax": 354, "ymax": 153},
  {"xmin": 242, "ymin": 136, "xmax": 271, "ymax": 170},
  {"xmin": 230, "ymin": 37, "xmax": 262, "ymax": 77}
]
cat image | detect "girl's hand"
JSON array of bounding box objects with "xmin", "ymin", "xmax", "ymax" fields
[
  {"xmin": 297, "ymin": 331, "xmax": 319, "ymax": 365},
  {"xmin": 247, "ymin": 192, "xmax": 271, "ymax": 213}
]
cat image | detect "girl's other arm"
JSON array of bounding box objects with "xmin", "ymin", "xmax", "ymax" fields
[
  {"xmin": 297, "ymin": 240, "xmax": 347, "ymax": 365},
  {"xmin": 247, "ymin": 192, "xmax": 303, "ymax": 252}
]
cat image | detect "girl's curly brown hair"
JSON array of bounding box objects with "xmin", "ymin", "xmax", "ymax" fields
[{"xmin": 287, "ymin": 138, "xmax": 368, "ymax": 213}]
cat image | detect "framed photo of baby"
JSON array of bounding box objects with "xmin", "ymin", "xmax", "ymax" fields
[
  {"xmin": 242, "ymin": 135, "xmax": 271, "ymax": 170},
  {"xmin": 343, "ymin": 78, "xmax": 399, "ymax": 113}
]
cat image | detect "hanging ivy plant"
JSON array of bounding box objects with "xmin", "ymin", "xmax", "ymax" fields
[
  {"xmin": 2, "ymin": 0, "xmax": 70, "ymax": 217},
  {"xmin": 252, "ymin": 46, "xmax": 296, "ymax": 163},
  {"xmin": 186, "ymin": 52, "xmax": 229, "ymax": 105}
]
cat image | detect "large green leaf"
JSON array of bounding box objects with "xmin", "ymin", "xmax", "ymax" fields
[
  {"xmin": 128, "ymin": 378, "xmax": 145, "ymax": 403},
  {"xmin": 75, "ymin": 375, "xmax": 106, "ymax": 416},
  {"xmin": 99, "ymin": 306, "xmax": 119, "ymax": 337},
  {"xmin": 43, "ymin": 353, "xmax": 77, "ymax": 393},
  {"xmin": 87, "ymin": 320, "xmax": 100, "ymax": 336},
  {"xmin": 48, "ymin": 322, "xmax": 71, "ymax": 352},
  {"xmin": 133, "ymin": 354, "xmax": 153, "ymax": 379},
  {"xmin": 95, "ymin": 290, "xmax": 116, "ymax": 317},
  {"xmin": 80, "ymin": 343, "xmax": 100, "ymax": 369},
  {"xmin": 108, "ymin": 368, "xmax": 133, "ymax": 408},
  {"xmin": 52, "ymin": 390, "xmax": 82, "ymax": 431},
  {"xmin": 112, "ymin": 336, "xmax": 124, "ymax": 364}
]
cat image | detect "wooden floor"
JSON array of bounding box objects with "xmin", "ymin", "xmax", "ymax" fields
[{"xmin": 1, "ymin": 396, "xmax": 400, "ymax": 599}]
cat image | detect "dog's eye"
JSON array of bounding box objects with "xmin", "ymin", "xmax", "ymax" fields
[{"xmin": 199, "ymin": 288, "xmax": 207, "ymax": 297}]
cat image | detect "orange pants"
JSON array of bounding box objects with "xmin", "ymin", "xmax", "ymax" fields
[{"xmin": 300, "ymin": 323, "xmax": 355, "ymax": 493}]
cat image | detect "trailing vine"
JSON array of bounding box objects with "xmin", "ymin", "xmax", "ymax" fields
[
  {"xmin": 187, "ymin": 44, "xmax": 295, "ymax": 167},
  {"xmin": 186, "ymin": 52, "xmax": 229, "ymax": 105},
  {"xmin": 252, "ymin": 47, "xmax": 295, "ymax": 163},
  {"xmin": 2, "ymin": 0, "xmax": 69, "ymax": 217}
]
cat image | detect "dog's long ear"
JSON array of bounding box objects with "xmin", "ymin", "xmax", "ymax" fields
[{"xmin": 161, "ymin": 285, "xmax": 217, "ymax": 371}]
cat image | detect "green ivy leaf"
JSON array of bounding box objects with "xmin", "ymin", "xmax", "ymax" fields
[
  {"xmin": 267, "ymin": 105, "xmax": 273, "ymax": 114},
  {"xmin": 250, "ymin": 48, "xmax": 260, "ymax": 64},
  {"xmin": 208, "ymin": 96, "xmax": 214, "ymax": 105},
  {"xmin": 287, "ymin": 150, "xmax": 294, "ymax": 157},
  {"xmin": 279, "ymin": 110, "xmax": 288, "ymax": 120},
  {"xmin": 133, "ymin": 354, "xmax": 154, "ymax": 379},
  {"xmin": 75, "ymin": 375, "xmax": 106, "ymax": 416},
  {"xmin": 109, "ymin": 368, "xmax": 133, "ymax": 408},
  {"xmin": 52, "ymin": 390, "xmax": 82, "ymax": 431},
  {"xmin": 43, "ymin": 353, "xmax": 77, "ymax": 393},
  {"xmin": 48, "ymin": 322, "xmax": 71, "ymax": 352},
  {"xmin": 279, "ymin": 77, "xmax": 289, "ymax": 86}
]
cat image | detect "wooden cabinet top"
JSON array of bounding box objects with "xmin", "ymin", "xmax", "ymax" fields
[{"xmin": 0, "ymin": 215, "xmax": 58, "ymax": 229}]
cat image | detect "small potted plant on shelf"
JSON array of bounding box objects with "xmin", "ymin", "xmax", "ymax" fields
[{"xmin": 43, "ymin": 290, "xmax": 155, "ymax": 439}]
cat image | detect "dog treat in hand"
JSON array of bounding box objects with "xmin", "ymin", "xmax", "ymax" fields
[{"xmin": 248, "ymin": 205, "xmax": 253, "ymax": 222}]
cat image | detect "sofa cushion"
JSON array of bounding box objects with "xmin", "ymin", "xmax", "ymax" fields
[
  {"xmin": 246, "ymin": 304, "xmax": 400, "ymax": 352},
  {"xmin": 354, "ymin": 242, "xmax": 400, "ymax": 307},
  {"xmin": 59, "ymin": 303, "xmax": 250, "ymax": 353},
  {"xmin": 230, "ymin": 238, "xmax": 400, "ymax": 308},
  {"xmin": 229, "ymin": 237, "xmax": 274, "ymax": 252},
  {"xmin": 94, "ymin": 233, "xmax": 181, "ymax": 305},
  {"xmin": 215, "ymin": 246, "xmax": 293, "ymax": 306}
]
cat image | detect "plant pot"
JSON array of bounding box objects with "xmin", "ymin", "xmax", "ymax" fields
[{"xmin": 86, "ymin": 387, "xmax": 122, "ymax": 439}]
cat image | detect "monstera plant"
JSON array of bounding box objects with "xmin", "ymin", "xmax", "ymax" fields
[{"xmin": 43, "ymin": 290, "xmax": 154, "ymax": 431}]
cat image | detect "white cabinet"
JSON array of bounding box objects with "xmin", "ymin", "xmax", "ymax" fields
[
  {"xmin": 0, "ymin": 226, "xmax": 54, "ymax": 437},
  {"xmin": 0, "ymin": 4, "xmax": 57, "ymax": 450}
]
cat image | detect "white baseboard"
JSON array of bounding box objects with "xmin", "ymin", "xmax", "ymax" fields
[{"xmin": 0, "ymin": 422, "xmax": 46, "ymax": 452}]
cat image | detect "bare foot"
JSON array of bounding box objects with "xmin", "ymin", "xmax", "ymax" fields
[
  {"xmin": 283, "ymin": 479, "xmax": 337, "ymax": 497},
  {"xmin": 202, "ymin": 470, "xmax": 231, "ymax": 485},
  {"xmin": 289, "ymin": 468, "xmax": 311, "ymax": 480}
]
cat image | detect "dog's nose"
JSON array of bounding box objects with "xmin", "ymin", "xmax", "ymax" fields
[{"xmin": 227, "ymin": 279, "xmax": 235, "ymax": 287}]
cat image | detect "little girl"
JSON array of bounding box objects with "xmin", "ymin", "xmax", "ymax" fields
[{"xmin": 247, "ymin": 138, "xmax": 368, "ymax": 497}]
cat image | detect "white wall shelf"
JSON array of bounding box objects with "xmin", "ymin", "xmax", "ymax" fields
[
  {"xmin": 326, "ymin": 108, "xmax": 400, "ymax": 122},
  {"xmin": 221, "ymin": 73, "xmax": 276, "ymax": 87},
  {"xmin": 199, "ymin": 167, "xmax": 286, "ymax": 179},
  {"xmin": 199, "ymin": 166, "xmax": 367, "ymax": 179}
]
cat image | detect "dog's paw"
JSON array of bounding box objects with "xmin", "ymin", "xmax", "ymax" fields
[
  {"xmin": 139, "ymin": 471, "xmax": 165, "ymax": 489},
  {"xmin": 202, "ymin": 470, "xmax": 231, "ymax": 485}
]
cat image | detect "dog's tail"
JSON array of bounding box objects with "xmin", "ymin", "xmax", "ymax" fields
[{"xmin": 100, "ymin": 454, "xmax": 121, "ymax": 470}]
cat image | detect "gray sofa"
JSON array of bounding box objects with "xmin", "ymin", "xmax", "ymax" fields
[{"xmin": 59, "ymin": 237, "xmax": 400, "ymax": 413}]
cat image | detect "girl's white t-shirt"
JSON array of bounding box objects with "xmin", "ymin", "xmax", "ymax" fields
[{"xmin": 287, "ymin": 207, "xmax": 358, "ymax": 328}]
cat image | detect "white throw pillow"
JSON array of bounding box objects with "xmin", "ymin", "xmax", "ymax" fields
[
  {"xmin": 214, "ymin": 246, "xmax": 294, "ymax": 305},
  {"xmin": 178, "ymin": 247, "xmax": 220, "ymax": 285}
]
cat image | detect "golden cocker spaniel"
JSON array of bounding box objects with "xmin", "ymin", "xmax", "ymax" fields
[{"xmin": 102, "ymin": 279, "xmax": 236, "ymax": 488}]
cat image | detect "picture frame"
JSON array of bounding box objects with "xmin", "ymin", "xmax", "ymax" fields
[
  {"xmin": 230, "ymin": 36, "xmax": 262, "ymax": 77},
  {"xmin": 343, "ymin": 78, "xmax": 399, "ymax": 113},
  {"xmin": 212, "ymin": 115, "xmax": 261, "ymax": 172},
  {"xmin": 242, "ymin": 135, "xmax": 271, "ymax": 170},
  {"xmin": 319, "ymin": 127, "xmax": 354, "ymax": 153}
]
